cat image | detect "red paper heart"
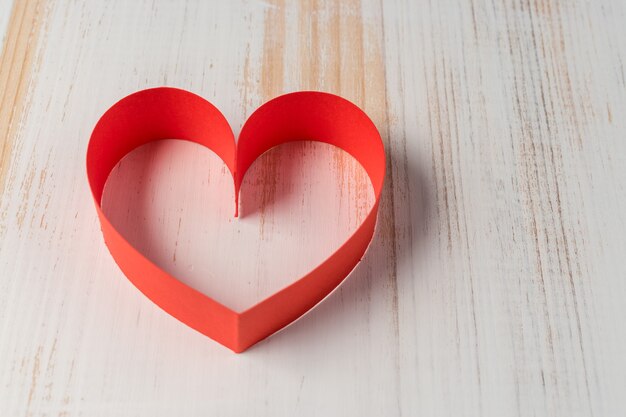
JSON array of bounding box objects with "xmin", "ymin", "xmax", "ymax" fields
[{"xmin": 87, "ymin": 87, "xmax": 385, "ymax": 352}]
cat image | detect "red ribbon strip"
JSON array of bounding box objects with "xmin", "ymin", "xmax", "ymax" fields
[{"xmin": 87, "ymin": 87, "xmax": 385, "ymax": 352}]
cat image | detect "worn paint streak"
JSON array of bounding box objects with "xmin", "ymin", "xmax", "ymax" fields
[
  {"xmin": 261, "ymin": 0, "xmax": 286, "ymax": 101},
  {"xmin": 256, "ymin": 0, "xmax": 286, "ymax": 233},
  {"xmin": 0, "ymin": 0, "xmax": 47, "ymax": 206}
]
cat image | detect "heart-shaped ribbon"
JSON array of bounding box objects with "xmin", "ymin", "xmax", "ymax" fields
[{"xmin": 87, "ymin": 87, "xmax": 385, "ymax": 352}]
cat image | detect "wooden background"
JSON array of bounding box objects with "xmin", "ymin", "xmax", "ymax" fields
[{"xmin": 1, "ymin": 0, "xmax": 626, "ymax": 415}]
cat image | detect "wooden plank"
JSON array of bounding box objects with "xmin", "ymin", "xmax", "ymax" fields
[{"xmin": 1, "ymin": 0, "xmax": 626, "ymax": 415}]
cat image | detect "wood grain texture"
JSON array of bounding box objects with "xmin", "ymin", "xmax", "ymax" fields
[
  {"xmin": 0, "ymin": 0, "xmax": 47, "ymax": 204},
  {"xmin": 1, "ymin": 0, "xmax": 626, "ymax": 416}
]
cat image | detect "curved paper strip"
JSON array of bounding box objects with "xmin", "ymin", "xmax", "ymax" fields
[{"xmin": 87, "ymin": 87, "xmax": 385, "ymax": 353}]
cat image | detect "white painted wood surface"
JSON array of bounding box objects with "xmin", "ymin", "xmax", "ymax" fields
[
  {"xmin": 1, "ymin": 0, "xmax": 626, "ymax": 415},
  {"xmin": 0, "ymin": 2, "xmax": 11, "ymax": 48}
]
